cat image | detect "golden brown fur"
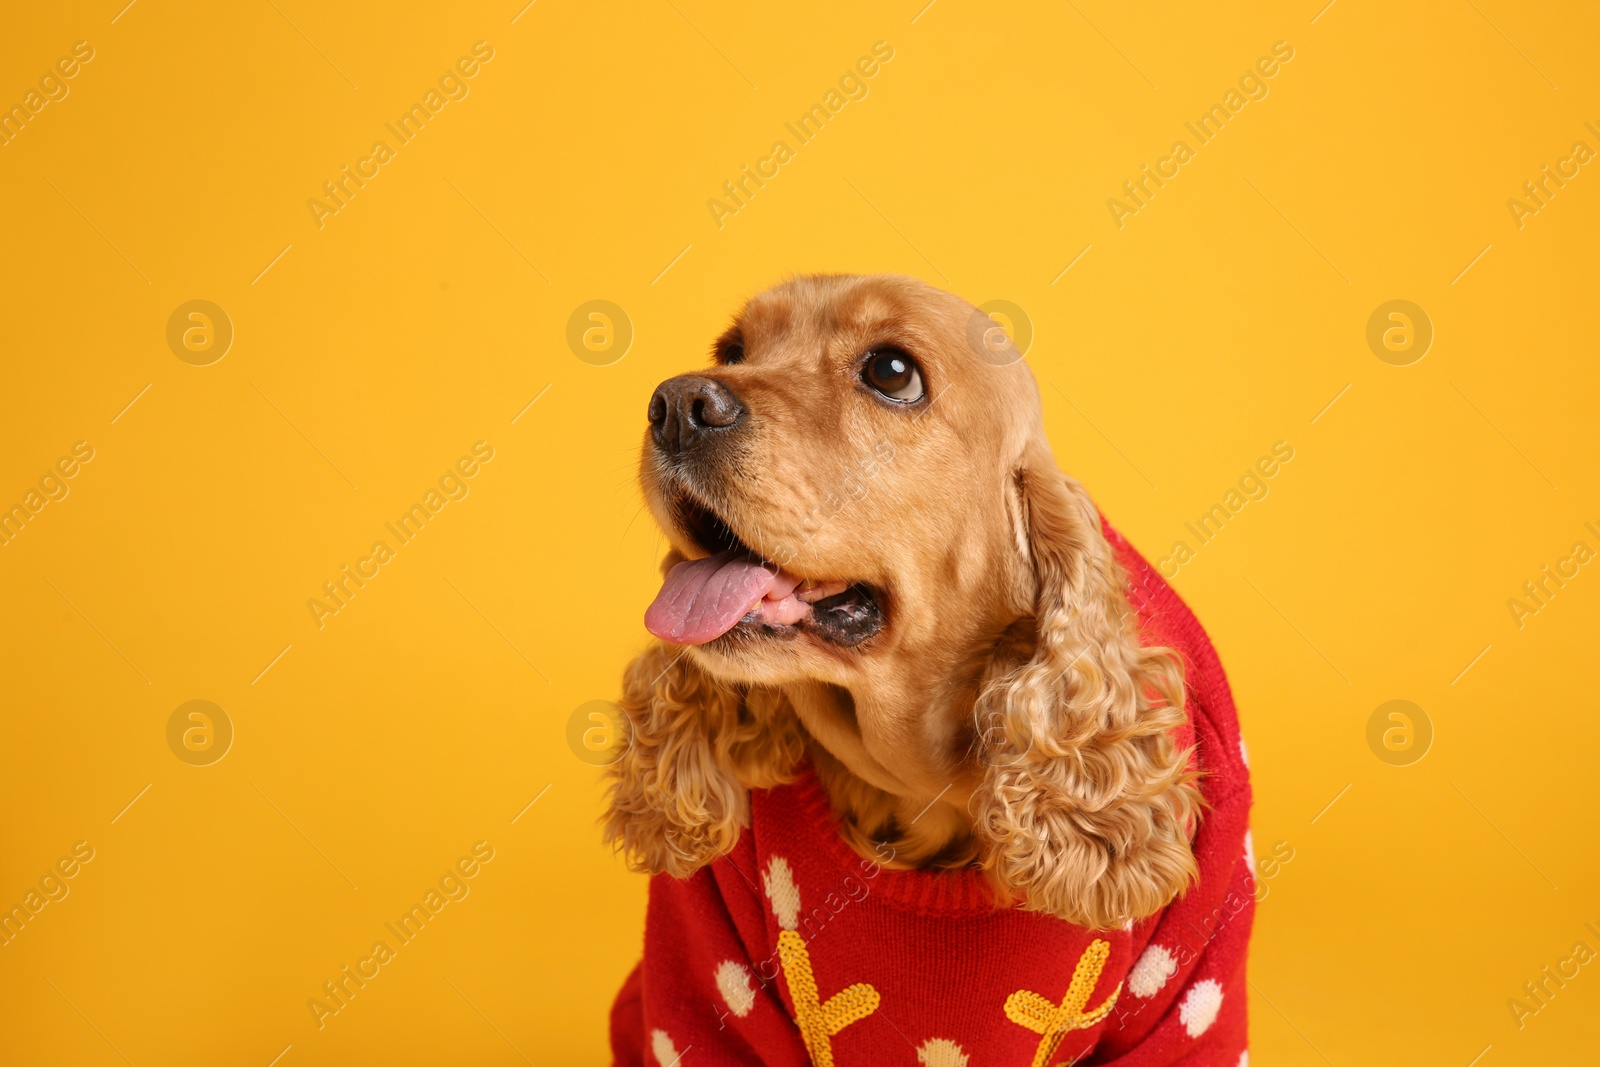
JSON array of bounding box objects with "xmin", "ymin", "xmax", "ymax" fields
[{"xmin": 603, "ymin": 274, "xmax": 1201, "ymax": 929}]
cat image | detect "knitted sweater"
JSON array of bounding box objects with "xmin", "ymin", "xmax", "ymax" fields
[{"xmin": 611, "ymin": 525, "xmax": 1254, "ymax": 1066}]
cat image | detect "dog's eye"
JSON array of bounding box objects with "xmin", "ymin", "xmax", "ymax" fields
[
  {"xmin": 861, "ymin": 349, "xmax": 924, "ymax": 402},
  {"xmin": 719, "ymin": 342, "xmax": 744, "ymax": 365}
]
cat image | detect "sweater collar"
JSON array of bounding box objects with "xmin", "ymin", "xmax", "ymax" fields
[{"xmin": 771, "ymin": 760, "xmax": 1007, "ymax": 917}]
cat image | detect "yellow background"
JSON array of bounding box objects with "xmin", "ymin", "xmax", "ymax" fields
[{"xmin": 2, "ymin": 0, "xmax": 1597, "ymax": 1063}]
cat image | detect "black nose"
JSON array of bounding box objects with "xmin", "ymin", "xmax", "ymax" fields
[{"xmin": 648, "ymin": 375, "xmax": 747, "ymax": 455}]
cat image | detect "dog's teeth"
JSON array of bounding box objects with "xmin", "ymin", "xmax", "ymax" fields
[{"xmin": 796, "ymin": 579, "xmax": 849, "ymax": 603}]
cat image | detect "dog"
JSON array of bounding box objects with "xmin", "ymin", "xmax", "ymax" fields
[{"xmin": 607, "ymin": 275, "xmax": 1253, "ymax": 1066}]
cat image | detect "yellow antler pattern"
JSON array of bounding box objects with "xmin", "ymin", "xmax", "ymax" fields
[
  {"xmin": 776, "ymin": 929, "xmax": 881, "ymax": 1066},
  {"xmin": 1004, "ymin": 938, "xmax": 1121, "ymax": 1067}
]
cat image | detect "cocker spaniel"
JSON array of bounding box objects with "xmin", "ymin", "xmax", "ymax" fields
[{"xmin": 605, "ymin": 274, "xmax": 1253, "ymax": 1065}]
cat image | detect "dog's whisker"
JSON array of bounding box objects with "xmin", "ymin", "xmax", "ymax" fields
[{"xmin": 618, "ymin": 501, "xmax": 651, "ymax": 547}]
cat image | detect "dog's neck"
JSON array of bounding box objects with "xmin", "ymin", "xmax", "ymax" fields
[
  {"xmin": 770, "ymin": 610, "xmax": 1041, "ymax": 870},
  {"xmin": 782, "ymin": 679, "xmax": 983, "ymax": 870}
]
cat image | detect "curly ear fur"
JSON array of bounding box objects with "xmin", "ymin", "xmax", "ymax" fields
[
  {"xmin": 603, "ymin": 643, "xmax": 805, "ymax": 878},
  {"xmin": 971, "ymin": 455, "xmax": 1202, "ymax": 929}
]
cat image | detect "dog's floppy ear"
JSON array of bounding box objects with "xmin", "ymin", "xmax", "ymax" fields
[
  {"xmin": 971, "ymin": 449, "xmax": 1201, "ymax": 928},
  {"xmin": 603, "ymin": 644, "xmax": 804, "ymax": 878}
]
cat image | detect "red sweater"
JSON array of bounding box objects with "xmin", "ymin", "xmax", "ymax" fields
[{"xmin": 612, "ymin": 525, "xmax": 1253, "ymax": 1066}]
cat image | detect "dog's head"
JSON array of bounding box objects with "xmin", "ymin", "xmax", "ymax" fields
[{"xmin": 608, "ymin": 274, "xmax": 1199, "ymax": 929}]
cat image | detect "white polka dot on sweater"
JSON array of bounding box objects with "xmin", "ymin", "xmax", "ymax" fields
[
  {"xmin": 1127, "ymin": 944, "xmax": 1178, "ymax": 997},
  {"xmin": 916, "ymin": 1038, "xmax": 969, "ymax": 1067},
  {"xmin": 650, "ymin": 1029, "xmax": 683, "ymax": 1066},
  {"xmin": 1243, "ymin": 831, "xmax": 1256, "ymax": 876},
  {"xmin": 1238, "ymin": 1052, "xmax": 1249, "ymax": 1067},
  {"xmin": 763, "ymin": 856, "xmax": 801, "ymax": 930},
  {"xmin": 1179, "ymin": 979, "xmax": 1224, "ymax": 1037},
  {"xmin": 1239, "ymin": 737, "xmax": 1249, "ymax": 767},
  {"xmin": 715, "ymin": 959, "xmax": 755, "ymax": 1017}
]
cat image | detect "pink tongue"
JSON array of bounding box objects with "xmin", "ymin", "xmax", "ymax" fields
[{"xmin": 645, "ymin": 550, "xmax": 782, "ymax": 645}]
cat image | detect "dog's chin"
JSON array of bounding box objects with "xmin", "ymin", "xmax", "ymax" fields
[{"xmin": 644, "ymin": 482, "xmax": 888, "ymax": 659}]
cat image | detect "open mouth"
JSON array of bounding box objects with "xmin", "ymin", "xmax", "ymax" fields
[{"xmin": 644, "ymin": 491, "xmax": 885, "ymax": 648}]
